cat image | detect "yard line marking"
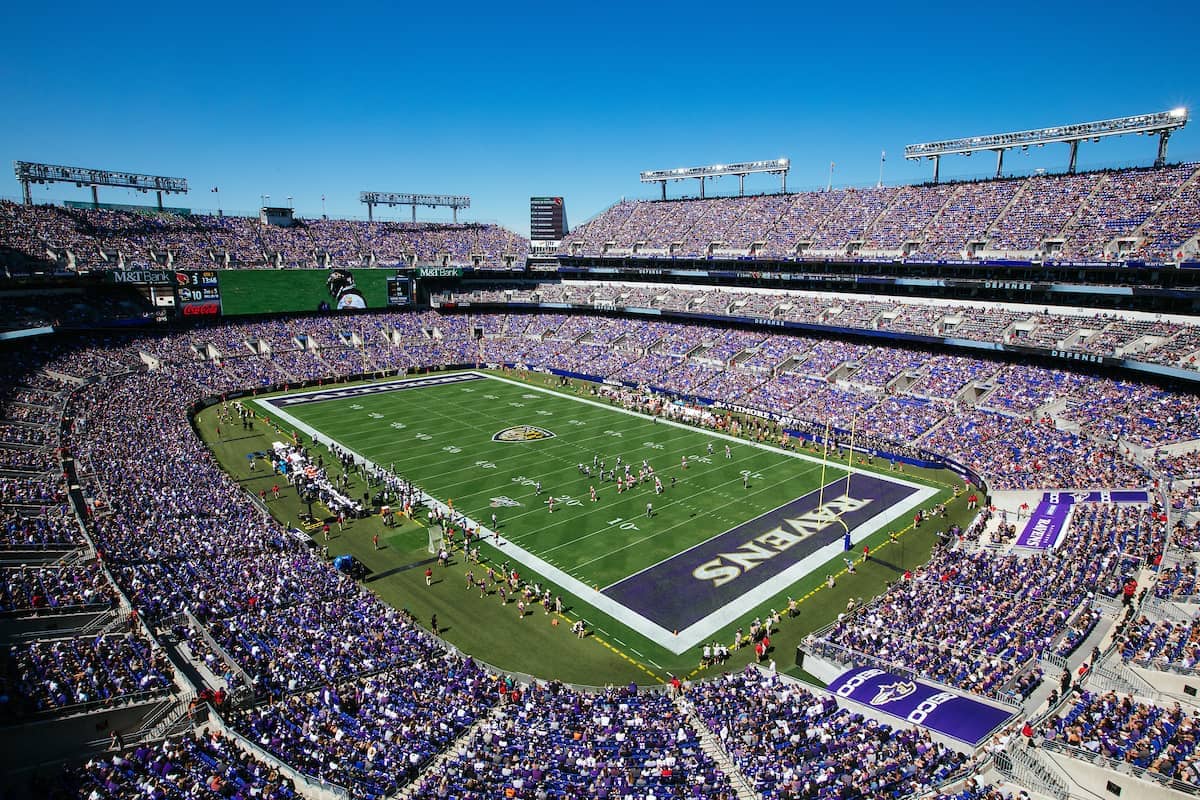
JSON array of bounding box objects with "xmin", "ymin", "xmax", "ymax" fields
[{"xmin": 258, "ymin": 371, "xmax": 940, "ymax": 655}]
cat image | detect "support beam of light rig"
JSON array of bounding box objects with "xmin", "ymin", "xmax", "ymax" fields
[
  {"xmin": 14, "ymin": 160, "xmax": 189, "ymax": 210},
  {"xmin": 905, "ymin": 108, "xmax": 1189, "ymax": 182},
  {"xmin": 359, "ymin": 191, "xmax": 471, "ymax": 223},
  {"xmin": 639, "ymin": 158, "xmax": 790, "ymax": 200}
]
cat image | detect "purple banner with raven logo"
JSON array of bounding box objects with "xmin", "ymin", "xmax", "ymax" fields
[
  {"xmin": 1040, "ymin": 490, "xmax": 1148, "ymax": 505},
  {"xmin": 1015, "ymin": 499, "xmax": 1072, "ymax": 550},
  {"xmin": 827, "ymin": 666, "xmax": 1016, "ymax": 747}
]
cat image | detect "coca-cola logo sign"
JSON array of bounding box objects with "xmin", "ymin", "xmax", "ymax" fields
[{"xmin": 182, "ymin": 301, "xmax": 220, "ymax": 316}]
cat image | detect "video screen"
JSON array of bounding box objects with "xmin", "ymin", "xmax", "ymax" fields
[{"xmin": 218, "ymin": 269, "xmax": 399, "ymax": 315}]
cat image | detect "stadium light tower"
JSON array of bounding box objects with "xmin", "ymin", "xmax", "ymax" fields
[
  {"xmin": 359, "ymin": 192, "xmax": 471, "ymax": 223},
  {"xmin": 13, "ymin": 160, "xmax": 188, "ymax": 210},
  {"xmin": 904, "ymin": 108, "xmax": 1189, "ymax": 182},
  {"xmin": 639, "ymin": 158, "xmax": 790, "ymax": 200}
]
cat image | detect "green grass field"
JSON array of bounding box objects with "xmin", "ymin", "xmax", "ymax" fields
[
  {"xmin": 267, "ymin": 373, "xmax": 853, "ymax": 587},
  {"xmin": 211, "ymin": 369, "xmax": 961, "ymax": 683}
]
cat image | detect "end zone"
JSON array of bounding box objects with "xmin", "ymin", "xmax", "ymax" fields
[{"xmin": 603, "ymin": 473, "xmax": 925, "ymax": 634}]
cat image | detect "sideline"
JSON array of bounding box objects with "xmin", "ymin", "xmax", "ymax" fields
[{"xmin": 252, "ymin": 371, "xmax": 939, "ymax": 656}]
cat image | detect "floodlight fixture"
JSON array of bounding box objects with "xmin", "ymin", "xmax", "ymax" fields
[
  {"xmin": 360, "ymin": 191, "xmax": 471, "ymax": 222},
  {"xmin": 13, "ymin": 160, "xmax": 188, "ymax": 209},
  {"xmin": 639, "ymin": 158, "xmax": 790, "ymax": 199},
  {"xmin": 904, "ymin": 109, "xmax": 1189, "ymax": 181}
]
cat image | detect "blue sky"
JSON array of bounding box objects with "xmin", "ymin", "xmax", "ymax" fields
[{"xmin": 1, "ymin": 0, "xmax": 1196, "ymax": 236}]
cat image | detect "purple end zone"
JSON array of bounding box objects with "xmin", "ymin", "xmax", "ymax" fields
[
  {"xmin": 828, "ymin": 666, "xmax": 1015, "ymax": 747},
  {"xmin": 602, "ymin": 474, "xmax": 920, "ymax": 633}
]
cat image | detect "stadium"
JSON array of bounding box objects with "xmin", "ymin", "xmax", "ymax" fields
[{"xmin": 3, "ymin": 7, "xmax": 1200, "ymax": 799}]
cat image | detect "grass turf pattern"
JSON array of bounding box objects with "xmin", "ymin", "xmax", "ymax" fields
[{"xmin": 269, "ymin": 373, "xmax": 852, "ymax": 591}]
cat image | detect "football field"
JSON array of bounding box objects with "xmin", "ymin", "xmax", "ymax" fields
[{"xmin": 257, "ymin": 371, "xmax": 939, "ymax": 655}]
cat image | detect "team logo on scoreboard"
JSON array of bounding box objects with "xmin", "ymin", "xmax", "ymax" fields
[
  {"xmin": 869, "ymin": 680, "xmax": 918, "ymax": 706},
  {"xmin": 492, "ymin": 425, "xmax": 556, "ymax": 443}
]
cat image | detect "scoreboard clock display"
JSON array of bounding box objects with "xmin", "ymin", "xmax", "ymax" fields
[
  {"xmin": 386, "ymin": 276, "xmax": 412, "ymax": 307},
  {"xmin": 530, "ymin": 196, "xmax": 567, "ymax": 240},
  {"xmin": 175, "ymin": 270, "xmax": 222, "ymax": 317}
]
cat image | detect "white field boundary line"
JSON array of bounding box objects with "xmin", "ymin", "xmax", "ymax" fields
[
  {"xmin": 254, "ymin": 372, "xmax": 940, "ymax": 656},
  {"xmin": 262, "ymin": 372, "xmax": 816, "ymax": 571},
  {"xmin": 481, "ymin": 372, "xmax": 935, "ymax": 493},
  {"xmin": 269, "ymin": 376, "xmax": 797, "ymax": 549}
]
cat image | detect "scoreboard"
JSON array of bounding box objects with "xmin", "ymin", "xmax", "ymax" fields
[
  {"xmin": 386, "ymin": 275, "xmax": 413, "ymax": 307},
  {"xmin": 174, "ymin": 270, "xmax": 222, "ymax": 317},
  {"xmin": 530, "ymin": 196, "xmax": 568, "ymax": 240}
]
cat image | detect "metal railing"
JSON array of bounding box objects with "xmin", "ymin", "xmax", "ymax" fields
[
  {"xmin": 1127, "ymin": 657, "xmax": 1200, "ymax": 679},
  {"xmin": 1092, "ymin": 592, "xmax": 1124, "ymax": 613},
  {"xmin": 0, "ymin": 598, "xmax": 116, "ymax": 620},
  {"xmin": 1039, "ymin": 738, "xmax": 1200, "ymax": 797},
  {"xmin": 10, "ymin": 685, "xmax": 173, "ymax": 723},
  {"xmin": 1089, "ymin": 660, "xmax": 1163, "ymax": 700},
  {"xmin": 1041, "ymin": 650, "xmax": 1069, "ymax": 671},
  {"xmin": 994, "ymin": 746, "xmax": 1070, "ymax": 800},
  {"xmin": 1145, "ymin": 594, "xmax": 1195, "ymax": 624},
  {"xmin": 124, "ymin": 690, "xmax": 197, "ymax": 744},
  {"xmin": 52, "ymin": 543, "xmax": 95, "ymax": 565},
  {"xmin": 172, "ymin": 609, "xmax": 255, "ymax": 697},
  {"xmin": 204, "ymin": 709, "xmax": 352, "ymax": 800},
  {"xmin": 1153, "ymin": 589, "xmax": 1200, "ymax": 605}
]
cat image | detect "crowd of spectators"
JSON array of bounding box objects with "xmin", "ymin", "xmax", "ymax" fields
[
  {"xmin": 408, "ymin": 681, "xmax": 734, "ymax": 800},
  {"xmin": 914, "ymin": 354, "xmax": 999, "ymax": 400},
  {"xmin": 4, "ymin": 297, "xmax": 1200, "ymax": 797},
  {"xmin": 231, "ymin": 655, "xmax": 497, "ymax": 798},
  {"xmin": 686, "ymin": 667, "xmax": 974, "ymax": 799},
  {"xmin": 55, "ymin": 729, "xmax": 300, "ymax": 799},
  {"xmin": 2, "ymin": 633, "xmax": 174, "ymax": 718},
  {"xmin": 0, "ymin": 562, "xmax": 116, "ymax": 613},
  {"xmin": 453, "ymin": 282, "xmax": 1200, "ymax": 373},
  {"xmin": 989, "ymin": 173, "xmax": 1101, "ymax": 253},
  {"xmin": 0, "ymin": 508, "xmax": 84, "ymax": 548},
  {"xmin": 920, "ymin": 411, "xmax": 1147, "ymax": 490},
  {"xmin": 814, "ymin": 502, "xmax": 1163, "ymax": 699},
  {"xmin": 1132, "ymin": 174, "xmax": 1200, "ymax": 262},
  {"xmin": 1059, "ymin": 164, "xmax": 1194, "ymax": 260},
  {"xmin": 1041, "ymin": 690, "xmax": 1200, "ymax": 784},
  {"xmin": 1156, "ymin": 550, "xmax": 1200, "ymax": 597},
  {"xmin": 1172, "ymin": 484, "xmax": 1200, "ymax": 512},
  {"xmin": 559, "ymin": 163, "xmax": 1200, "ymax": 263},
  {"xmin": 0, "ymin": 200, "xmax": 530, "ymax": 271},
  {"xmin": 864, "ymin": 183, "xmax": 958, "ymax": 251},
  {"xmin": 1061, "ymin": 381, "xmax": 1200, "ymax": 447},
  {"xmin": 1121, "ymin": 616, "xmax": 1200, "ymax": 671}
]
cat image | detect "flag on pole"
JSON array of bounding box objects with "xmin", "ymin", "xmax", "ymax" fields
[{"xmin": 881, "ymin": 150, "xmax": 886, "ymax": 162}]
